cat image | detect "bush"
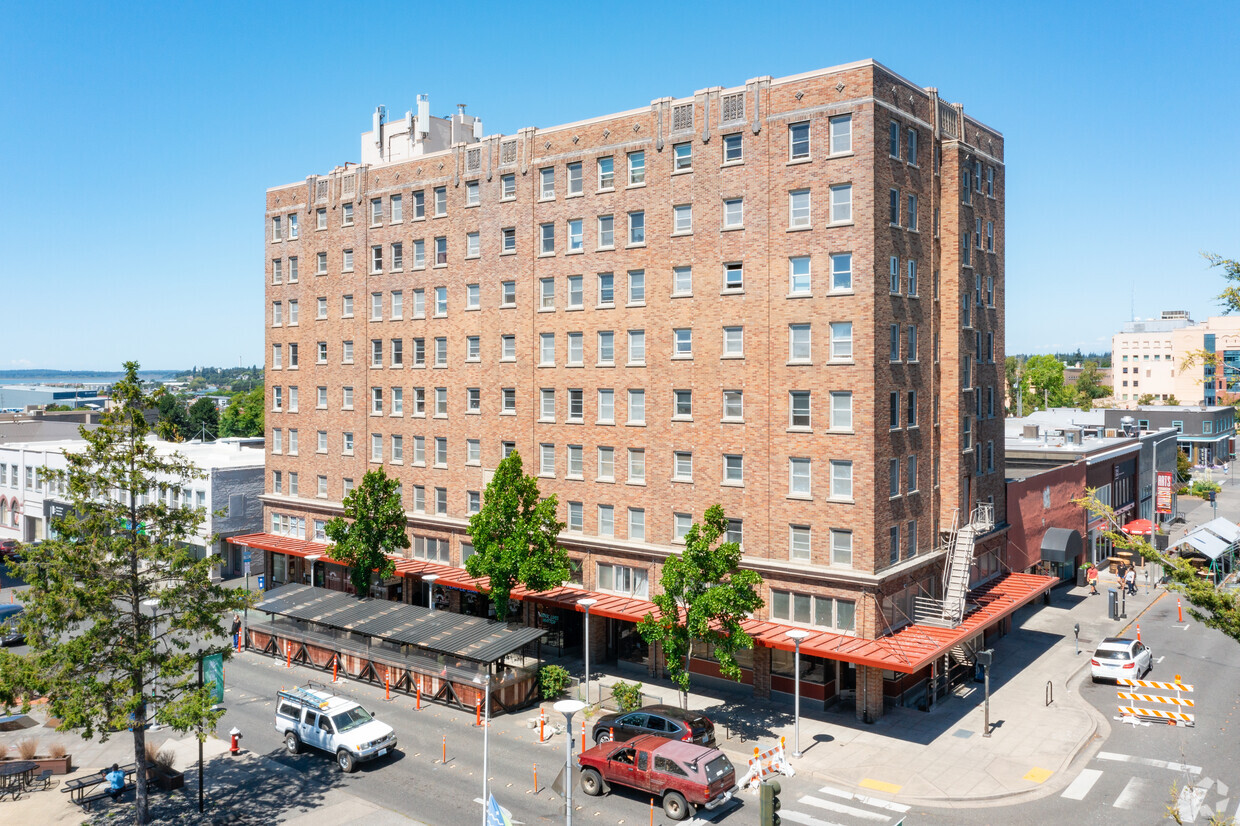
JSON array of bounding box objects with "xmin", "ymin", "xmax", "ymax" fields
[
  {"xmin": 539, "ymin": 664, "xmax": 571, "ymax": 700},
  {"xmin": 15, "ymin": 737, "xmax": 38, "ymax": 760},
  {"xmin": 144, "ymin": 741, "xmax": 177, "ymax": 771},
  {"xmin": 0, "ymin": 742, "xmax": 8, "ymax": 760},
  {"xmin": 611, "ymin": 680, "xmax": 644, "ymax": 712},
  {"xmin": 1186, "ymin": 480, "xmax": 1222, "ymax": 498},
  {"xmin": 48, "ymin": 742, "xmax": 67, "ymax": 759}
]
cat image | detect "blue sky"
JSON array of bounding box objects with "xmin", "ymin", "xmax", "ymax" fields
[{"xmin": 2, "ymin": 1, "xmax": 1237, "ymax": 370}]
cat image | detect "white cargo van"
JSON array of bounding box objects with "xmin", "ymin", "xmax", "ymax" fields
[{"xmin": 275, "ymin": 684, "xmax": 398, "ymax": 772}]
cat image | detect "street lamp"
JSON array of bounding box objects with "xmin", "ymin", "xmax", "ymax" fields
[
  {"xmin": 480, "ymin": 673, "xmax": 491, "ymax": 826},
  {"xmin": 553, "ymin": 699, "xmax": 586, "ymax": 826},
  {"xmin": 423, "ymin": 574, "xmax": 440, "ymax": 611},
  {"xmin": 785, "ymin": 629, "xmax": 809, "ymax": 758},
  {"xmin": 577, "ymin": 598, "xmax": 597, "ymax": 705},
  {"xmin": 305, "ymin": 554, "xmax": 321, "ymax": 588}
]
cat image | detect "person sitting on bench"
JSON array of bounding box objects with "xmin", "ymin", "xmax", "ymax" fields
[{"xmin": 106, "ymin": 764, "xmax": 126, "ymax": 801}]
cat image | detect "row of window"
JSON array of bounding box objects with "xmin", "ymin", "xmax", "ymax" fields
[
  {"xmin": 270, "ymin": 386, "xmax": 858, "ymax": 431},
  {"xmin": 269, "ymin": 117, "xmax": 861, "ymax": 243}
]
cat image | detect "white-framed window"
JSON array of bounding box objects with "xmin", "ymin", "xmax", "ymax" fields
[
  {"xmin": 597, "ymin": 446, "xmax": 615, "ymax": 480},
  {"xmin": 540, "ymin": 222, "xmax": 555, "ymax": 255},
  {"xmin": 789, "ymin": 390, "xmax": 810, "ymax": 429},
  {"xmin": 316, "ymin": 207, "xmax": 327, "ymax": 230},
  {"xmin": 829, "ymin": 114, "xmax": 852, "ymax": 154},
  {"xmin": 722, "ymin": 133, "xmax": 743, "ymax": 163},
  {"xmin": 673, "ymin": 389, "xmax": 692, "ymax": 419},
  {"xmin": 567, "ymin": 219, "xmax": 583, "ymax": 252},
  {"xmin": 540, "ymin": 166, "xmax": 555, "ymax": 199},
  {"xmin": 597, "ymin": 271, "xmax": 616, "ymax": 305},
  {"xmin": 789, "ymin": 189, "xmax": 810, "ymax": 228},
  {"xmin": 391, "ymin": 386, "xmax": 404, "ymax": 414},
  {"xmin": 723, "ymin": 197, "xmax": 743, "ymax": 228},
  {"xmin": 540, "ymin": 277, "xmax": 556, "ymax": 310},
  {"xmin": 502, "ymin": 227, "xmax": 516, "ymax": 254},
  {"xmin": 597, "ymin": 563, "xmax": 648, "ymax": 598},
  {"xmin": 628, "ymin": 447, "xmax": 645, "ymax": 482},
  {"xmin": 673, "ymin": 513, "xmax": 692, "ymax": 542},
  {"xmin": 627, "ymin": 389, "xmax": 645, "ymax": 424},
  {"xmin": 390, "ymin": 193, "xmax": 403, "ymax": 222},
  {"xmin": 673, "ymin": 328, "xmax": 692, "ymax": 358},
  {"xmin": 371, "ymin": 386, "xmax": 383, "ymax": 414},
  {"xmin": 434, "ymin": 236, "xmax": 447, "ymax": 265},
  {"xmin": 724, "ymin": 454, "xmax": 744, "ymax": 484},
  {"xmin": 789, "ymin": 324, "xmax": 811, "ymax": 363},
  {"xmin": 831, "ymin": 530, "xmax": 852, "ymax": 567},
  {"xmin": 673, "ymin": 265, "xmax": 692, "ymax": 296},
  {"xmin": 673, "ymin": 142, "xmax": 692, "ymax": 171},
  {"xmin": 466, "ymin": 387, "xmax": 480, "ymax": 414},
  {"xmin": 411, "ymin": 190, "xmax": 425, "ymax": 218},
  {"xmin": 465, "ymin": 179, "xmax": 480, "ymax": 206},
  {"xmin": 723, "ymin": 326, "xmax": 744, "ymax": 357},
  {"xmin": 434, "ymin": 337, "xmax": 447, "ymax": 367},
  {"xmin": 597, "ymin": 504, "xmax": 614, "ymax": 537},
  {"xmin": 789, "ymin": 256, "xmax": 810, "ymax": 295},
  {"xmin": 830, "ymin": 184, "xmax": 852, "ymax": 223},
  {"xmin": 567, "ymin": 332, "xmax": 584, "ymax": 365},
  {"xmin": 271, "ymin": 215, "xmax": 282, "ymax": 240},
  {"xmin": 829, "ymin": 322, "xmax": 852, "ymax": 361},
  {"xmin": 724, "ymin": 262, "xmax": 743, "ymax": 291},
  {"xmin": 628, "ymin": 151, "xmax": 645, "ymax": 185},
  {"xmin": 789, "ymin": 457, "xmax": 811, "ymax": 497},
  {"xmin": 341, "ymin": 203, "xmax": 353, "ymax": 226},
  {"xmin": 567, "ymin": 389, "xmax": 584, "ymax": 421},
  {"xmin": 370, "ymin": 433, "xmax": 383, "ymax": 462},
  {"xmin": 500, "ymin": 334, "xmax": 515, "ymax": 361},
  {"xmin": 830, "ymin": 252, "xmax": 852, "ymax": 292},
  {"xmin": 466, "ymin": 231, "xmax": 480, "ymax": 258},
  {"xmin": 597, "ymin": 388, "xmax": 615, "ymax": 423},
  {"xmin": 830, "ymin": 460, "xmax": 853, "ymax": 500},
  {"xmin": 500, "ymin": 174, "xmax": 515, "ymax": 199},
  {"xmin": 567, "ymin": 275, "xmax": 583, "ymax": 309},
  {"xmin": 598, "ymin": 214, "xmax": 614, "ymax": 248},
  {"xmin": 317, "ymin": 430, "xmax": 327, "ymax": 453},
  {"xmin": 316, "ymin": 252, "xmax": 327, "ymax": 274},
  {"xmin": 342, "ymin": 248, "xmax": 354, "ymax": 272},
  {"xmin": 597, "ymin": 156, "xmax": 614, "ymax": 190},
  {"xmin": 540, "ymin": 445, "xmax": 555, "ymax": 476},
  {"xmin": 597, "ymin": 330, "xmax": 615, "ymax": 365},
  {"xmin": 830, "ymin": 391, "xmax": 852, "ymax": 430},
  {"xmin": 789, "ymin": 121, "xmax": 810, "ymax": 160},
  {"xmin": 467, "ymin": 438, "xmax": 481, "ymax": 465},
  {"xmin": 628, "ymin": 270, "xmax": 645, "ymax": 304},
  {"xmin": 412, "ymin": 240, "xmax": 425, "ymax": 268},
  {"xmin": 434, "ymin": 186, "xmax": 447, "ymax": 216},
  {"xmin": 370, "ymin": 197, "xmax": 383, "ymax": 225},
  {"xmin": 628, "ymin": 211, "xmax": 645, "ymax": 245},
  {"xmin": 501, "ymin": 388, "xmax": 515, "ymax": 413},
  {"xmin": 673, "ymin": 204, "xmax": 692, "ymax": 234},
  {"xmin": 567, "ymin": 445, "xmax": 583, "ymax": 478},
  {"xmin": 628, "ymin": 330, "xmax": 645, "ymax": 364},
  {"xmin": 790, "ymin": 526, "xmax": 811, "ymax": 561},
  {"xmin": 540, "ymin": 333, "xmax": 555, "ymax": 365},
  {"xmin": 628, "ymin": 508, "xmax": 645, "ymax": 541}
]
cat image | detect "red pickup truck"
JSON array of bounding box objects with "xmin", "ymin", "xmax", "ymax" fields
[{"xmin": 577, "ymin": 734, "xmax": 737, "ymax": 820}]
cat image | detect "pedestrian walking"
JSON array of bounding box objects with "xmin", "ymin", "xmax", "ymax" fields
[
  {"xmin": 231, "ymin": 613, "xmax": 241, "ymax": 649},
  {"xmin": 1125, "ymin": 566, "xmax": 1137, "ymax": 596},
  {"xmin": 1087, "ymin": 565, "xmax": 1099, "ymax": 595}
]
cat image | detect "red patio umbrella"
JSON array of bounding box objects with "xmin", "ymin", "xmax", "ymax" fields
[{"xmin": 1123, "ymin": 518, "xmax": 1154, "ymax": 535}]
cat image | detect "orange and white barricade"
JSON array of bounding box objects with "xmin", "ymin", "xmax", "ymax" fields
[
  {"xmin": 1116, "ymin": 675, "xmax": 1194, "ymax": 727},
  {"xmin": 737, "ymin": 738, "xmax": 795, "ymax": 790}
]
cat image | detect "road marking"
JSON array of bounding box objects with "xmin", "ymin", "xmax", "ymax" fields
[
  {"xmin": 1097, "ymin": 752, "xmax": 1203, "ymax": 774},
  {"xmin": 1024, "ymin": 767, "xmax": 1053, "ymax": 784},
  {"xmin": 1114, "ymin": 776, "xmax": 1152, "ymax": 809},
  {"xmin": 799, "ymin": 795, "xmax": 889, "ymax": 821},
  {"xmin": 780, "ymin": 811, "xmax": 849, "ymax": 826},
  {"xmin": 1156, "ymin": 656, "xmax": 1166, "ymax": 663},
  {"xmin": 818, "ymin": 785, "xmax": 910, "ymax": 813},
  {"xmin": 858, "ymin": 778, "xmax": 903, "ymax": 794},
  {"xmin": 1061, "ymin": 769, "xmax": 1103, "ymax": 800}
]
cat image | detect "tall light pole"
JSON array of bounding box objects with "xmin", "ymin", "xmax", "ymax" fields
[
  {"xmin": 577, "ymin": 598, "xmax": 597, "ymax": 705},
  {"xmin": 305, "ymin": 554, "xmax": 321, "ymax": 587},
  {"xmin": 553, "ymin": 699, "xmax": 586, "ymax": 826},
  {"xmin": 785, "ymin": 629, "xmax": 809, "ymax": 758},
  {"xmin": 480, "ymin": 673, "xmax": 491, "ymax": 826},
  {"xmin": 424, "ymin": 574, "xmax": 440, "ymax": 611}
]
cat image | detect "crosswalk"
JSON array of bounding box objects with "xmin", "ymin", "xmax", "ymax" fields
[
  {"xmin": 1060, "ymin": 751, "xmax": 1238, "ymax": 823},
  {"xmin": 777, "ymin": 785, "xmax": 908, "ymax": 826}
]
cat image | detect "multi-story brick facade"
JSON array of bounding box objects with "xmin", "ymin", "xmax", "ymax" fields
[{"xmin": 255, "ymin": 60, "xmax": 1024, "ymax": 720}]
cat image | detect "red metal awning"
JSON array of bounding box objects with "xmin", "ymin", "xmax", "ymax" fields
[
  {"xmin": 228, "ymin": 533, "xmax": 331, "ymax": 559},
  {"xmin": 390, "ymin": 557, "xmax": 487, "ymax": 592}
]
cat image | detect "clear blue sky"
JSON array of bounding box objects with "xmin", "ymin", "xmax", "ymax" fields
[{"xmin": 3, "ymin": 1, "xmax": 1237, "ymax": 370}]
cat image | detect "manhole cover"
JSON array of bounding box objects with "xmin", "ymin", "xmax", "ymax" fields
[{"xmin": 953, "ymin": 728, "xmax": 974, "ymax": 739}]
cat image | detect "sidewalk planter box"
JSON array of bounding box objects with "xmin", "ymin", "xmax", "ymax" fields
[
  {"xmin": 148, "ymin": 766, "xmax": 185, "ymax": 791},
  {"xmin": 0, "ymin": 755, "xmax": 74, "ymax": 775}
]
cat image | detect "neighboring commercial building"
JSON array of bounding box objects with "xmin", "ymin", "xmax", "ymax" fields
[
  {"xmin": 0, "ymin": 385, "xmax": 109, "ymax": 412},
  {"xmin": 0, "ymin": 432, "xmax": 265, "ymax": 576},
  {"xmin": 1111, "ymin": 311, "xmax": 1240, "ymax": 406},
  {"xmin": 249, "ymin": 59, "xmax": 1049, "ymax": 720},
  {"xmin": 1101, "ymin": 406, "xmax": 1234, "ymax": 468}
]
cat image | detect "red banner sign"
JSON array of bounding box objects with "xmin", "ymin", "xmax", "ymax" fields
[{"xmin": 1155, "ymin": 471, "xmax": 1174, "ymax": 514}]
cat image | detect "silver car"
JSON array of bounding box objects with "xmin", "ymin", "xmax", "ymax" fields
[{"xmin": 1090, "ymin": 637, "xmax": 1152, "ymax": 682}]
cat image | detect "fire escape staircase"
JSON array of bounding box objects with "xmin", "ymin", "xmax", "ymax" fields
[{"xmin": 913, "ymin": 504, "xmax": 996, "ymax": 630}]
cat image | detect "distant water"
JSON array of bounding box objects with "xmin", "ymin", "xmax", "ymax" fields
[{"xmin": 0, "ymin": 370, "xmax": 178, "ymax": 385}]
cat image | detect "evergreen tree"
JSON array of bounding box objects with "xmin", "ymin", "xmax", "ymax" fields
[{"xmin": 186, "ymin": 396, "xmax": 219, "ymax": 441}]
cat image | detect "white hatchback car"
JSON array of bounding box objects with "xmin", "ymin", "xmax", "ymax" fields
[{"xmin": 1090, "ymin": 637, "xmax": 1152, "ymax": 682}]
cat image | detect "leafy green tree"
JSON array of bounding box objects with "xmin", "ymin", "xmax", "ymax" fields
[
  {"xmin": 1206, "ymin": 252, "xmax": 1240, "ymax": 313},
  {"xmin": 1076, "ymin": 490, "xmax": 1239, "ymax": 645},
  {"xmin": 1024, "ymin": 354, "xmax": 1074, "ymax": 410},
  {"xmin": 219, "ymin": 386, "xmax": 264, "ymax": 437},
  {"xmin": 154, "ymin": 390, "xmax": 190, "ymax": 441},
  {"xmin": 466, "ymin": 451, "xmax": 570, "ymax": 617},
  {"xmin": 1167, "ymin": 394, "xmax": 1180, "ymax": 405},
  {"xmin": 186, "ymin": 397, "xmax": 219, "ymax": 441},
  {"xmin": 1137, "ymin": 393, "xmax": 1157, "ymax": 405},
  {"xmin": 0, "ymin": 362, "xmax": 249, "ymax": 826},
  {"xmin": 1074, "ymin": 361, "xmax": 1111, "ymax": 401},
  {"xmin": 325, "ymin": 468, "xmax": 409, "ymax": 596},
  {"xmin": 1176, "ymin": 449, "xmax": 1193, "ymax": 484},
  {"xmin": 638, "ymin": 504, "xmax": 764, "ymax": 708}
]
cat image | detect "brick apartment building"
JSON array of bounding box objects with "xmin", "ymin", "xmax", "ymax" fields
[{"xmin": 242, "ymin": 59, "xmax": 1053, "ymax": 720}]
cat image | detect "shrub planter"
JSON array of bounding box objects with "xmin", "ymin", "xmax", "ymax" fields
[
  {"xmin": 150, "ymin": 766, "xmax": 185, "ymax": 791},
  {"xmin": 0, "ymin": 755, "xmax": 73, "ymax": 775}
]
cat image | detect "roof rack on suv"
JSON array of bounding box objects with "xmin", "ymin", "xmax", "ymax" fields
[{"xmin": 279, "ymin": 683, "xmax": 333, "ymax": 709}]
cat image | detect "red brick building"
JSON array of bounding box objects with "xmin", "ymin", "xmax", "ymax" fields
[{"xmin": 246, "ymin": 60, "xmax": 1050, "ymax": 720}]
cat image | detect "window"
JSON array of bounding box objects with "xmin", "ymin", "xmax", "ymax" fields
[
  {"xmin": 907, "ymin": 128, "xmax": 918, "ymax": 165},
  {"xmin": 628, "ymin": 270, "xmax": 645, "ymax": 304},
  {"xmin": 628, "ymin": 151, "xmax": 645, "ymax": 185},
  {"xmin": 272, "ymin": 343, "xmax": 283, "ymax": 369},
  {"xmin": 789, "ymin": 189, "xmax": 811, "ymax": 228},
  {"xmin": 673, "ymin": 204, "xmax": 692, "ymax": 234},
  {"xmin": 343, "ymin": 432, "xmax": 354, "ymax": 455},
  {"xmin": 540, "ymin": 223, "xmax": 555, "ymax": 255},
  {"xmin": 907, "ymin": 390, "xmax": 918, "ymax": 427},
  {"xmin": 789, "ymin": 122, "xmax": 810, "ymax": 160},
  {"xmin": 829, "ymin": 114, "xmax": 851, "ymax": 154},
  {"xmin": 672, "ymin": 451, "xmax": 693, "ymax": 481},
  {"xmin": 568, "ymin": 332, "xmax": 583, "ymax": 365},
  {"xmin": 317, "ymin": 385, "xmax": 327, "ymax": 408},
  {"xmin": 316, "ymin": 208, "xmax": 326, "ymax": 230},
  {"xmin": 673, "ymin": 328, "xmax": 692, "ymax": 357},
  {"xmin": 389, "ymin": 193, "xmax": 402, "ymax": 223},
  {"xmin": 434, "ymin": 186, "xmax": 447, "ymax": 216},
  {"xmin": 907, "ymin": 325, "xmax": 919, "ymax": 361},
  {"xmin": 987, "ymin": 275, "xmax": 995, "ymax": 306},
  {"xmin": 627, "ymin": 389, "xmax": 645, "ymax": 424},
  {"xmin": 628, "ymin": 211, "xmax": 645, "ymax": 245},
  {"xmin": 464, "ymin": 283, "xmax": 480, "ymax": 310},
  {"xmin": 722, "ymin": 454, "xmax": 744, "ymax": 485},
  {"xmin": 466, "ymin": 232, "xmax": 480, "ymax": 258},
  {"xmin": 370, "ymin": 292, "xmax": 383, "ymax": 321},
  {"xmin": 628, "ymin": 508, "xmax": 645, "ymax": 541},
  {"xmin": 987, "ymin": 221, "xmax": 995, "ymax": 252},
  {"xmin": 673, "ymin": 513, "xmax": 692, "ymax": 542},
  {"xmin": 465, "ymin": 180, "xmax": 480, "ymax": 206},
  {"xmin": 673, "ymin": 266, "xmax": 692, "ymax": 296},
  {"xmin": 723, "ymin": 197, "xmax": 743, "ymax": 228},
  {"xmin": 435, "ymin": 487, "xmax": 447, "ymax": 515},
  {"xmin": 889, "ymin": 458, "xmax": 900, "ymax": 497},
  {"xmin": 830, "ymin": 322, "xmax": 852, "ymax": 361},
  {"xmin": 391, "ymin": 290, "xmax": 403, "ymax": 319},
  {"xmin": 889, "ymin": 392, "xmax": 899, "ymax": 429},
  {"xmin": 501, "ymin": 388, "xmax": 515, "ymax": 413},
  {"xmin": 369, "ymin": 433, "xmax": 383, "ymax": 462},
  {"xmin": 501, "ymin": 227, "xmax": 516, "ymax": 254},
  {"xmin": 889, "ymin": 325, "xmax": 900, "ymax": 362},
  {"xmin": 789, "ymin": 256, "xmax": 810, "ymax": 295},
  {"xmin": 830, "ymin": 252, "xmax": 852, "ymax": 291},
  {"xmin": 826, "ymin": 529, "xmax": 852, "ymax": 567},
  {"xmin": 907, "ymin": 260, "xmax": 918, "ymax": 296},
  {"xmin": 271, "ymin": 215, "xmax": 283, "ymax": 241},
  {"xmin": 598, "ymin": 214, "xmax": 614, "ymax": 248},
  {"xmin": 889, "ymin": 189, "xmax": 900, "ymax": 226},
  {"xmin": 565, "ymin": 219, "xmax": 582, "ymax": 252},
  {"xmin": 341, "ymin": 203, "xmax": 353, "ymax": 226},
  {"xmin": 722, "ymin": 132, "xmax": 743, "ymax": 163},
  {"xmin": 789, "ymin": 324, "xmax": 811, "ymax": 362},
  {"xmin": 830, "ymin": 460, "xmax": 853, "ymax": 500},
  {"xmin": 830, "ymin": 391, "xmax": 852, "ymax": 431},
  {"xmin": 830, "ymin": 184, "xmax": 852, "ymax": 223},
  {"xmin": 597, "ymin": 563, "xmax": 648, "ymax": 599},
  {"xmin": 597, "ymin": 157, "xmax": 614, "ymax": 190},
  {"xmin": 598, "ymin": 331, "xmax": 615, "ymax": 364},
  {"xmin": 539, "ymin": 443, "xmax": 555, "ymax": 476},
  {"xmin": 466, "ymin": 387, "xmax": 480, "ymax": 414},
  {"xmin": 628, "ymin": 447, "xmax": 646, "ymax": 483},
  {"xmin": 271, "ymin": 259, "xmax": 283, "ymax": 285},
  {"xmin": 540, "ymin": 167, "xmax": 555, "ymax": 199},
  {"xmin": 596, "ymin": 504, "xmax": 614, "ymax": 537},
  {"xmin": 597, "ymin": 389, "xmax": 615, "ymax": 423},
  {"xmin": 500, "ymin": 174, "xmax": 515, "ymax": 199},
  {"xmin": 371, "ymin": 387, "xmax": 383, "ymax": 415},
  {"xmin": 288, "ymin": 257, "xmax": 298, "ymax": 282},
  {"xmin": 628, "ymin": 330, "xmax": 645, "ymax": 364},
  {"xmin": 435, "ymin": 236, "xmax": 447, "ymax": 265},
  {"xmin": 723, "ymin": 326, "xmax": 744, "ymax": 357},
  {"xmin": 907, "ymin": 455, "xmax": 918, "ymax": 493},
  {"xmin": 500, "ymin": 334, "xmax": 515, "ymax": 361},
  {"xmin": 673, "ymin": 142, "xmax": 692, "ymax": 171},
  {"xmin": 987, "ymin": 166, "xmax": 995, "ymax": 197},
  {"xmin": 962, "ymin": 171, "xmax": 972, "ymax": 205},
  {"xmin": 540, "ymin": 333, "xmax": 555, "ymax": 365},
  {"xmin": 889, "ymin": 256, "xmax": 901, "ymax": 293},
  {"xmin": 434, "ymin": 337, "xmax": 447, "ymax": 367},
  {"xmin": 889, "ymin": 526, "xmax": 900, "ymax": 565},
  {"xmin": 789, "ymin": 391, "xmax": 810, "ymax": 429},
  {"xmin": 540, "ymin": 389, "xmax": 556, "ymax": 421},
  {"xmin": 413, "ymin": 240, "xmax": 425, "ymax": 268},
  {"xmin": 673, "ymin": 389, "xmax": 693, "ymax": 419},
  {"xmin": 723, "ymin": 262, "xmax": 743, "ymax": 291},
  {"xmin": 342, "ymin": 340, "xmax": 354, "ymax": 362},
  {"xmin": 907, "ymin": 194, "xmax": 918, "ymax": 230},
  {"xmin": 391, "ymin": 338, "xmax": 404, "ymax": 367},
  {"xmin": 435, "ymin": 286, "xmax": 447, "ymax": 316},
  {"xmin": 597, "ymin": 272, "xmax": 614, "ymax": 305},
  {"xmin": 789, "ymin": 458, "xmax": 811, "ymax": 496},
  {"xmin": 567, "ymin": 389, "xmax": 584, "ymax": 421},
  {"xmin": 435, "ymin": 436, "xmax": 448, "ymax": 466},
  {"xmin": 342, "ymin": 249, "xmax": 354, "ymax": 272},
  {"xmin": 567, "ymin": 445, "xmax": 583, "ymax": 477},
  {"xmin": 889, "ymin": 121, "xmax": 900, "ymax": 157},
  {"xmin": 771, "ymin": 590, "xmax": 854, "ymax": 632},
  {"xmin": 566, "ymin": 275, "xmax": 583, "ymax": 309},
  {"xmin": 316, "ymin": 251, "xmax": 327, "ymax": 275}
]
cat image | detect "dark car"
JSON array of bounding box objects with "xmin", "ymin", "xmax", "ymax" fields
[
  {"xmin": 0, "ymin": 605, "xmax": 25, "ymax": 646},
  {"xmin": 0, "ymin": 539, "xmax": 18, "ymax": 560},
  {"xmin": 593, "ymin": 705, "xmax": 715, "ymax": 747}
]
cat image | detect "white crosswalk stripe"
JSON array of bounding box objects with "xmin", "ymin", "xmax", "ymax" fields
[
  {"xmin": 767, "ymin": 787, "xmax": 904, "ymax": 826},
  {"xmin": 1061, "ymin": 768, "xmax": 1103, "ymax": 800},
  {"xmin": 800, "ymin": 795, "xmax": 890, "ymax": 821},
  {"xmin": 817, "ymin": 785, "xmax": 910, "ymax": 813}
]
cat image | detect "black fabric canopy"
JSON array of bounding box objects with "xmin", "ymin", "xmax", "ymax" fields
[
  {"xmin": 1040, "ymin": 528, "xmax": 1082, "ymax": 564},
  {"xmin": 254, "ymin": 584, "xmax": 545, "ymax": 663}
]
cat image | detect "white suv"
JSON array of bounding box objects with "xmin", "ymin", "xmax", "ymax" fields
[
  {"xmin": 1090, "ymin": 637, "xmax": 1152, "ymax": 683},
  {"xmin": 275, "ymin": 684, "xmax": 398, "ymax": 772}
]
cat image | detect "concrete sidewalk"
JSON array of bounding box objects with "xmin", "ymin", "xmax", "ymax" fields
[
  {"xmin": 587, "ymin": 573, "xmax": 1166, "ymax": 808},
  {"xmin": 0, "ymin": 712, "xmax": 421, "ymax": 825}
]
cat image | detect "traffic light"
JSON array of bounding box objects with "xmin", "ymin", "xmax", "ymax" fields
[{"xmin": 759, "ymin": 779, "xmax": 781, "ymax": 826}]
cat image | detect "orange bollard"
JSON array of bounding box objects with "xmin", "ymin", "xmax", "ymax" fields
[
  {"xmin": 332, "ymin": 657, "xmax": 338, "ymax": 683},
  {"xmin": 610, "ymin": 727, "xmax": 614, "ymax": 741},
  {"xmin": 533, "ymin": 763, "xmax": 538, "ymax": 794},
  {"xmin": 385, "ymin": 673, "xmax": 391, "ymax": 701},
  {"xmin": 286, "ymin": 642, "xmax": 292, "ymax": 668},
  {"xmin": 581, "ymin": 721, "xmax": 586, "ymax": 753},
  {"xmin": 650, "ymin": 797, "xmax": 655, "ymax": 826},
  {"xmin": 540, "ymin": 711, "xmax": 545, "ymax": 742},
  {"xmin": 476, "ymin": 698, "xmax": 482, "ymax": 727},
  {"xmin": 416, "ymin": 681, "xmax": 422, "ymax": 710},
  {"xmin": 1178, "ymin": 598, "xmax": 1183, "ymax": 622},
  {"xmin": 442, "ymin": 735, "xmax": 446, "ymax": 764},
  {"xmin": 1136, "ymin": 624, "xmax": 1141, "ymax": 643}
]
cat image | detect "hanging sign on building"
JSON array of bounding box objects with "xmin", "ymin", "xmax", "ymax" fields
[{"xmin": 1155, "ymin": 471, "xmax": 1174, "ymax": 514}]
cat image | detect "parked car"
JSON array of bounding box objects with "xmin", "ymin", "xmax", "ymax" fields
[
  {"xmin": 593, "ymin": 704, "xmax": 716, "ymax": 747},
  {"xmin": 0, "ymin": 605, "xmax": 25, "ymax": 646},
  {"xmin": 275, "ymin": 684, "xmax": 397, "ymax": 772},
  {"xmin": 0, "ymin": 539, "xmax": 18, "ymax": 561},
  {"xmin": 1091, "ymin": 637, "xmax": 1152, "ymax": 682},
  {"xmin": 578, "ymin": 734, "xmax": 736, "ymax": 820}
]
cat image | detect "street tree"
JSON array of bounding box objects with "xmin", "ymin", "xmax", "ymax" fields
[
  {"xmin": 1074, "ymin": 361, "xmax": 1111, "ymax": 404},
  {"xmin": 186, "ymin": 396, "xmax": 219, "ymax": 441},
  {"xmin": 1075, "ymin": 490, "xmax": 1239, "ymax": 645},
  {"xmin": 466, "ymin": 451, "xmax": 569, "ymax": 617},
  {"xmin": 1024, "ymin": 354, "xmax": 1074, "ymax": 410},
  {"xmin": 1205, "ymin": 252, "xmax": 1240, "ymax": 313},
  {"xmin": 325, "ymin": 468, "xmax": 409, "ymax": 596},
  {"xmin": 0, "ymin": 362, "xmax": 249, "ymax": 826},
  {"xmin": 219, "ymin": 386, "xmax": 264, "ymax": 437},
  {"xmin": 637, "ymin": 504, "xmax": 764, "ymax": 708}
]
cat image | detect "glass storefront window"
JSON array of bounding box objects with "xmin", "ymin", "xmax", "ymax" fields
[{"xmin": 770, "ymin": 648, "xmax": 828, "ymax": 684}]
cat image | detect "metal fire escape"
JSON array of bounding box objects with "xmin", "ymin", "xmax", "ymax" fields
[{"xmin": 913, "ymin": 503, "xmax": 995, "ymax": 630}]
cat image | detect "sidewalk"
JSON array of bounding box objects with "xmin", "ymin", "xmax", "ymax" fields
[
  {"xmin": 0, "ymin": 711, "xmax": 421, "ymax": 825},
  {"xmin": 585, "ymin": 573, "xmax": 1165, "ymax": 808}
]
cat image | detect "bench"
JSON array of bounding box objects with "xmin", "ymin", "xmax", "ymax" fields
[
  {"xmin": 78, "ymin": 781, "xmax": 134, "ymax": 810},
  {"xmin": 63, "ymin": 762, "xmax": 140, "ymax": 806}
]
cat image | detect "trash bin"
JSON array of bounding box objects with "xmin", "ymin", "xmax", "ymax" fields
[
  {"xmin": 1077, "ymin": 565, "xmax": 1087, "ymax": 587},
  {"xmin": 1107, "ymin": 588, "xmax": 1119, "ymax": 621}
]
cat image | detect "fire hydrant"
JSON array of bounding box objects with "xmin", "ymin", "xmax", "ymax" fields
[{"xmin": 229, "ymin": 726, "xmax": 242, "ymax": 755}]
